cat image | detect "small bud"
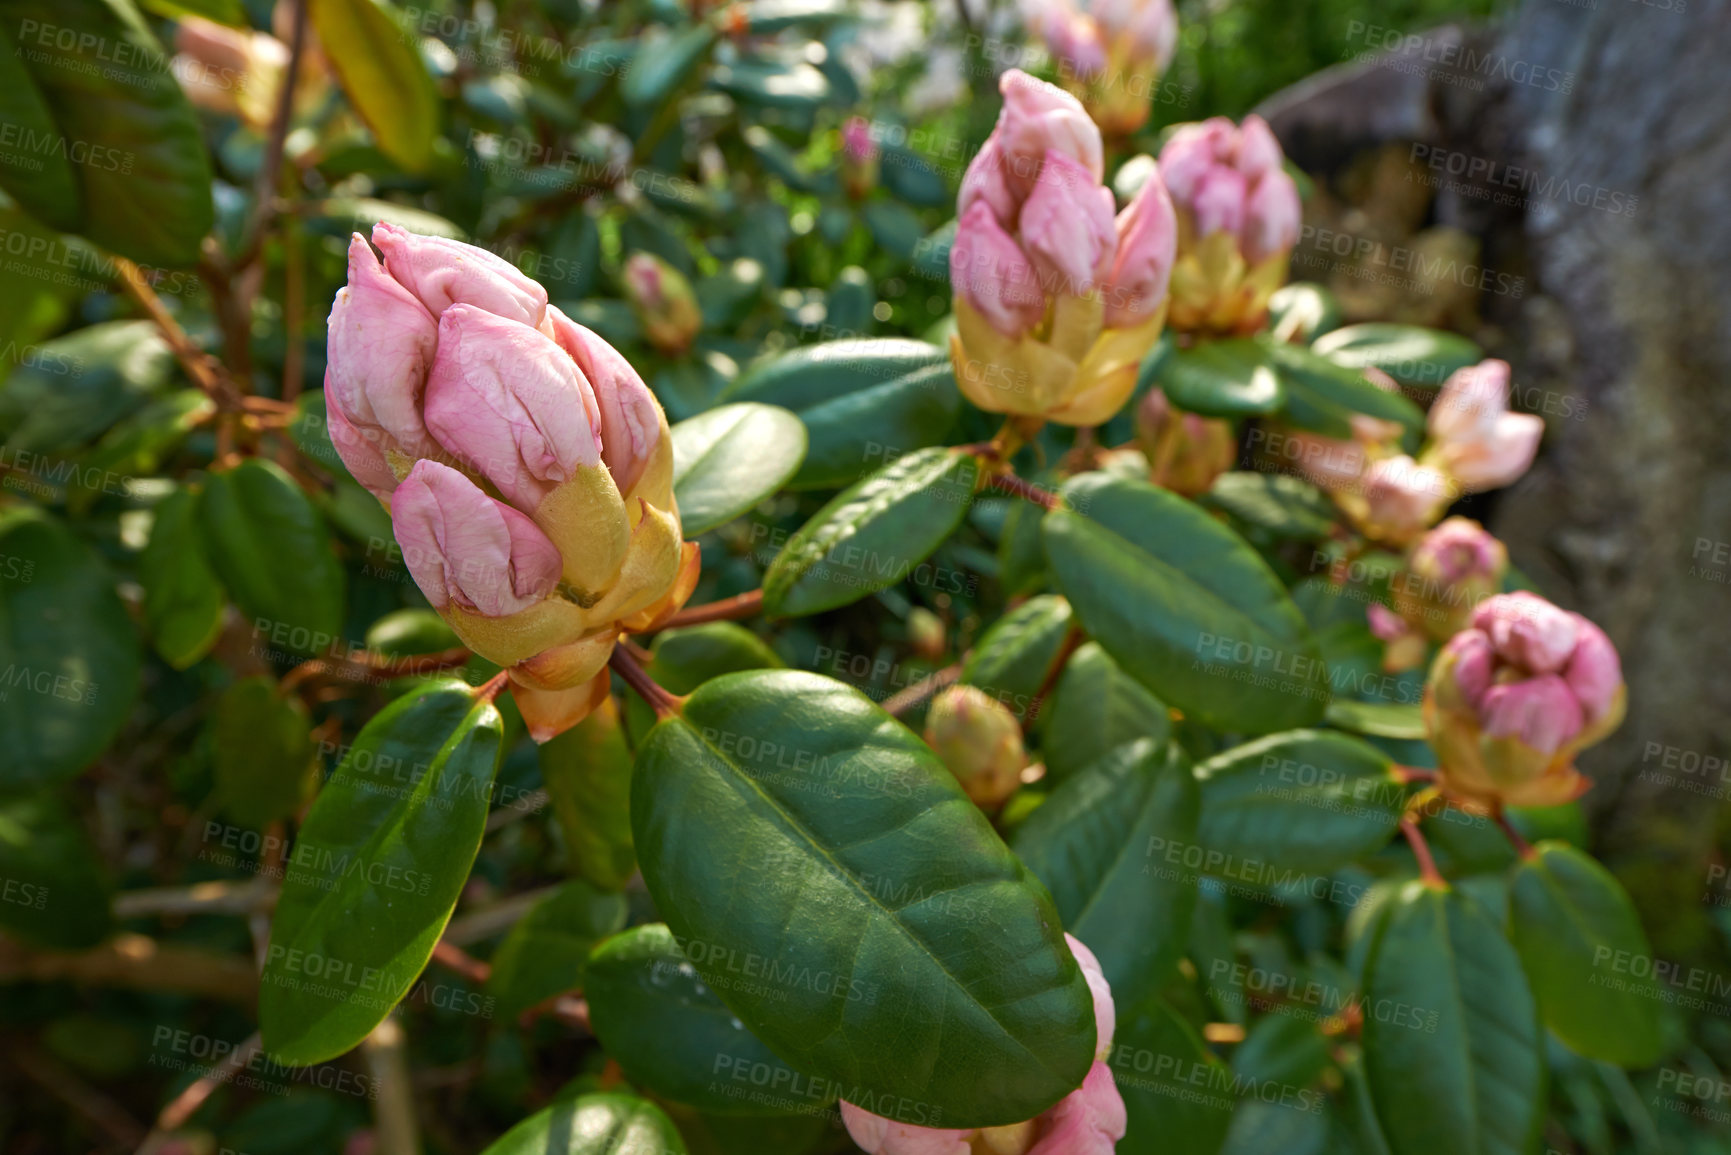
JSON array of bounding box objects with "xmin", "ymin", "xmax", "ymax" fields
[
  {"xmin": 1040, "ymin": 0, "xmax": 1177, "ymax": 136},
  {"xmin": 841, "ymin": 115, "xmax": 880, "ymax": 199},
  {"xmin": 1392, "ymin": 517, "xmax": 1507, "ymax": 639},
  {"xmin": 906, "ymin": 608, "xmax": 947, "ymax": 661},
  {"xmin": 1137, "ymin": 387, "xmax": 1234, "ymax": 496},
  {"xmin": 1360, "ymin": 455, "xmax": 1452, "ymax": 544},
  {"xmin": 922, "ymin": 685, "xmax": 1026, "ymax": 808},
  {"xmin": 622, "ymin": 252, "xmax": 703, "ymax": 357}
]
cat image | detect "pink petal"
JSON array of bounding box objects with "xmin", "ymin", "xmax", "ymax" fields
[
  {"xmin": 1241, "ymin": 168, "xmax": 1301, "ymax": 264},
  {"xmin": 950, "ymin": 201, "xmax": 1047, "ymax": 337},
  {"xmin": 1018, "ymin": 149, "xmax": 1119, "ymax": 298},
  {"xmin": 1446, "ymin": 411, "xmax": 1543, "ymax": 491},
  {"xmin": 1158, "ymin": 118, "xmax": 1235, "ymax": 204},
  {"xmin": 545, "ymin": 306, "xmax": 661, "ymax": 497},
  {"xmin": 1065, "ymin": 933, "xmax": 1116, "ymax": 1057},
  {"xmin": 1429, "ymin": 359, "xmax": 1511, "ymax": 443},
  {"xmin": 1472, "ymin": 591, "xmax": 1580, "ymax": 674},
  {"xmin": 1443, "ymin": 629, "xmax": 1496, "ymax": 708},
  {"xmin": 838, "ymin": 1102, "xmax": 972, "ymax": 1155},
  {"xmin": 326, "ymin": 233, "xmax": 440, "ymax": 457},
  {"xmin": 995, "ymin": 69, "xmax": 1104, "ymax": 203},
  {"xmin": 323, "ymin": 376, "xmax": 399, "ymax": 498},
  {"xmin": 1480, "ymin": 674, "xmax": 1584, "ymax": 755},
  {"xmin": 1026, "ymin": 1063, "xmax": 1127, "ymax": 1155},
  {"xmin": 371, "ymin": 222, "xmax": 547, "ymax": 328},
  {"xmin": 1563, "ymin": 616, "xmax": 1622, "ymax": 725},
  {"xmin": 1102, "ymin": 167, "xmax": 1178, "ymax": 328},
  {"xmin": 1190, "ymin": 166, "xmax": 1247, "ymax": 238},
  {"xmin": 390, "ymin": 461, "xmax": 561, "ymax": 616},
  {"xmin": 1234, "ymin": 115, "xmax": 1284, "ymax": 179}
]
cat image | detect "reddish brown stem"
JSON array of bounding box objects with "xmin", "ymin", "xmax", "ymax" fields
[
  {"xmin": 1401, "ymin": 819, "xmax": 1446, "ymax": 888},
  {"xmin": 1022, "ymin": 626, "xmax": 1086, "ymax": 731},
  {"xmin": 984, "ymin": 469, "xmax": 1061, "ymax": 511},
  {"xmin": 882, "ymin": 663, "xmax": 962, "ymax": 718},
  {"xmin": 473, "ymin": 670, "xmax": 511, "ymax": 705},
  {"xmin": 656, "ymin": 588, "xmax": 765, "ymax": 629},
  {"xmin": 430, "ymin": 940, "xmax": 492, "ymax": 986},
  {"xmin": 1493, "ymin": 807, "xmax": 1537, "ymax": 859},
  {"xmin": 609, "ymin": 646, "xmax": 682, "ymax": 719}
]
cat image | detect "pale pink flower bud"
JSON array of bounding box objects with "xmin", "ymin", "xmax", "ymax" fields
[
  {"xmin": 326, "ymin": 233, "xmax": 441, "ymax": 460},
  {"xmin": 1234, "ymin": 115, "xmax": 1284, "ymax": 178},
  {"xmin": 950, "ymin": 202, "xmax": 1047, "ymax": 337},
  {"xmin": 422, "ymin": 304, "xmax": 603, "ymax": 511},
  {"xmin": 1039, "ymin": 4, "xmax": 1108, "ymax": 79},
  {"xmin": 1411, "ymin": 517, "xmax": 1506, "ymax": 587},
  {"xmin": 1362, "ymin": 455, "xmax": 1450, "ymax": 539},
  {"xmin": 1428, "ymin": 359, "xmax": 1544, "ymax": 491},
  {"xmin": 924, "ymin": 684, "xmax": 1027, "ymax": 808},
  {"xmin": 323, "ymin": 377, "xmax": 399, "ymax": 499},
  {"xmin": 1117, "ymin": 0, "xmax": 1179, "ymax": 69},
  {"xmin": 1026, "ymin": 1063, "xmax": 1125, "ymax": 1155},
  {"xmin": 842, "ymin": 115, "xmax": 879, "ymax": 163},
  {"xmin": 1367, "ymin": 603, "xmax": 1411, "ymax": 643},
  {"xmin": 1564, "ymin": 618, "xmax": 1622, "ymax": 726},
  {"xmin": 370, "ymin": 222, "xmax": 547, "ymax": 328},
  {"xmin": 1190, "ymin": 166, "xmax": 1247, "ymax": 239},
  {"xmin": 1157, "ymin": 119, "xmax": 1234, "ymax": 204},
  {"xmin": 1428, "ymin": 359, "xmax": 1511, "ymax": 442},
  {"xmin": 1441, "ymin": 628, "xmax": 1495, "ymax": 709},
  {"xmin": 1018, "ymin": 150, "xmax": 1119, "ymax": 297},
  {"xmin": 391, "ymin": 460, "xmax": 563, "ymax": 617},
  {"xmin": 622, "ymin": 252, "xmax": 702, "ymax": 356},
  {"xmin": 1241, "ymin": 167, "xmax": 1301, "ymax": 264},
  {"xmin": 1102, "ymin": 167, "xmax": 1177, "ymax": 328},
  {"xmin": 1479, "ymin": 675, "xmax": 1585, "ymax": 756},
  {"xmin": 545, "ymin": 306, "xmax": 663, "ymax": 498},
  {"xmin": 1472, "ymin": 591, "xmax": 1580, "ymax": 675},
  {"xmin": 994, "ymin": 70, "xmax": 1104, "ymax": 203}
]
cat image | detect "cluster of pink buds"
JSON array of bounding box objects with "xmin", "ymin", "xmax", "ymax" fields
[
  {"xmin": 1424, "ymin": 592, "xmax": 1625, "ymax": 809},
  {"xmin": 841, "ymin": 935, "xmax": 1125, "ymax": 1154},
  {"xmin": 325, "ymin": 224, "xmax": 698, "ymax": 740},
  {"xmin": 1158, "ymin": 115, "xmax": 1302, "ymax": 334},
  {"xmin": 949, "ymin": 70, "xmax": 1177, "ymax": 427},
  {"xmin": 1036, "ymin": 0, "xmax": 1180, "ymax": 136}
]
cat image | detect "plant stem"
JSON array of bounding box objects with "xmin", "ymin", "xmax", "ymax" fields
[
  {"xmin": 112, "ymin": 256, "xmax": 242, "ymax": 407},
  {"xmin": 609, "ymin": 646, "xmax": 682, "ymax": 719},
  {"xmin": 883, "ymin": 663, "xmax": 962, "ymax": 717},
  {"xmin": 239, "ymin": 0, "xmax": 308, "ymax": 266},
  {"xmin": 984, "ymin": 470, "xmax": 1061, "ymax": 511},
  {"xmin": 656, "ymin": 588, "xmax": 764, "ymax": 629},
  {"xmin": 1493, "ymin": 806, "xmax": 1537, "ymax": 859},
  {"xmin": 149, "ymin": 1033, "xmax": 262, "ymax": 1137},
  {"xmin": 1023, "ymin": 626, "xmax": 1086, "ymax": 731},
  {"xmin": 1400, "ymin": 819, "xmax": 1446, "ymax": 888}
]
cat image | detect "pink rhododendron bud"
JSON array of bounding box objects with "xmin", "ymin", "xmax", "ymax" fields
[
  {"xmin": 923, "ymin": 685, "xmax": 1027, "ymax": 808},
  {"xmin": 948, "ymin": 70, "xmax": 1173, "ymax": 427},
  {"xmin": 1425, "ymin": 359, "xmax": 1544, "ymax": 491},
  {"xmin": 1136, "ymin": 387, "xmax": 1234, "ymax": 496},
  {"xmin": 1424, "ymin": 591, "xmax": 1626, "ymax": 810},
  {"xmin": 1367, "ymin": 602, "xmax": 1427, "ymax": 673},
  {"xmin": 1159, "ymin": 116, "xmax": 1301, "ymax": 335},
  {"xmin": 841, "ymin": 115, "xmax": 881, "ymax": 199},
  {"xmin": 621, "ymin": 252, "xmax": 703, "ymax": 356},
  {"xmin": 544, "ymin": 305, "xmax": 664, "ymax": 499},
  {"xmin": 1392, "ymin": 516, "xmax": 1508, "ymax": 640},
  {"xmin": 841, "ymin": 934, "xmax": 1125, "ymax": 1155},
  {"xmin": 370, "ymin": 222, "xmax": 547, "ymax": 328},
  {"xmin": 1040, "ymin": 0, "xmax": 1177, "ymax": 135},
  {"xmin": 323, "ymin": 379, "xmax": 399, "ymax": 499},
  {"xmin": 391, "ymin": 461, "xmax": 563, "ymax": 618},
  {"xmin": 1038, "ymin": 4, "xmax": 1108, "ymax": 80},
  {"xmin": 1360, "ymin": 455, "xmax": 1452, "ymax": 544},
  {"xmin": 326, "ymin": 233, "xmax": 442, "ymax": 466}
]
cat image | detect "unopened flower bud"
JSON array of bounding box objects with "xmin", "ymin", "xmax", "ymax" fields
[
  {"xmin": 1424, "ymin": 592, "xmax": 1626, "ymax": 809},
  {"xmin": 1425, "ymin": 359, "xmax": 1543, "ymax": 492},
  {"xmin": 1391, "ymin": 517, "xmax": 1508, "ymax": 640},
  {"xmin": 906, "ymin": 607, "xmax": 947, "ymax": 661},
  {"xmin": 1359, "ymin": 455, "xmax": 1452, "ymax": 545},
  {"xmin": 1137, "ymin": 387, "xmax": 1234, "ymax": 496},
  {"xmin": 923, "ymin": 685, "xmax": 1026, "ymax": 808},
  {"xmin": 841, "ymin": 115, "xmax": 880, "ymax": 199},
  {"xmin": 174, "ymin": 16, "xmax": 330, "ymax": 132},
  {"xmin": 1039, "ymin": 0, "xmax": 1178, "ymax": 136},
  {"xmin": 1367, "ymin": 602, "xmax": 1427, "ymax": 673},
  {"xmin": 622, "ymin": 253, "xmax": 702, "ymax": 357}
]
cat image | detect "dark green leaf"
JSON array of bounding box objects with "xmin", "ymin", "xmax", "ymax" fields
[
  {"xmin": 631, "ymin": 669, "xmax": 1097, "ymax": 1127},
  {"xmin": 670, "ymin": 403, "xmax": 807, "ymax": 535},
  {"xmin": 1110, "ymin": 997, "xmax": 1234, "ymax": 1155},
  {"xmin": 0, "ymin": 794, "xmax": 111, "ymax": 948},
  {"xmin": 1324, "ymin": 699, "xmax": 1426, "ymax": 740},
  {"xmin": 364, "ymin": 608, "xmax": 461, "ymax": 658},
  {"xmin": 1363, "ymin": 882, "xmax": 1543, "ymax": 1155},
  {"xmin": 200, "ymin": 459, "xmax": 346, "ymax": 655},
  {"xmin": 1194, "ymin": 731, "xmax": 1404, "ymax": 873},
  {"xmin": 1201, "ymin": 472, "xmax": 1337, "ymax": 541},
  {"xmin": 0, "ymin": 23, "xmax": 80, "ymax": 229},
  {"xmin": 0, "ymin": 321, "xmax": 174, "ymax": 457},
  {"xmin": 880, "ymin": 144, "xmax": 950, "ymax": 207},
  {"xmin": 0, "ymin": 508, "xmax": 140, "ymax": 788},
  {"xmin": 479, "ymin": 1092, "xmax": 687, "ymax": 1155},
  {"xmin": 260, "ymin": 681, "xmax": 504, "ymax": 1065},
  {"xmin": 211, "ymin": 676, "xmax": 316, "ymax": 829},
  {"xmin": 622, "ymin": 23, "xmax": 716, "ymax": 106},
  {"xmin": 1231, "ymin": 1013, "xmax": 1331, "ymax": 1092},
  {"xmin": 791, "ymin": 363, "xmax": 961, "ymax": 489},
  {"xmin": 710, "ymin": 59, "xmax": 830, "ymax": 110},
  {"xmin": 586, "ymin": 923, "xmax": 830, "ymax": 1115},
  {"xmin": 140, "ymin": 486, "xmax": 226, "ymax": 670},
  {"xmin": 1158, "ymin": 339, "xmax": 1283, "ymax": 418},
  {"xmin": 960, "ymin": 594, "xmax": 1073, "ymax": 725},
  {"xmin": 1043, "ymin": 473, "xmax": 1326, "ymax": 733},
  {"xmin": 1265, "ymin": 341, "xmax": 1424, "ymax": 438},
  {"xmin": 1013, "ymin": 740, "xmax": 1198, "ymax": 1009},
  {"xmin": 1507, "ymin": 842, "xmax": 1666, "ymax": 1067},
  {"xmin": 1041, "ymin": 642, "xmax": 1169, "ymax": 783},
  {"xmin": 1310, "ymin": 324, "xmax": 1481, "ymax": 391},
  {"xmin": 485, "ymin": 881, "xmax": 627, "ymax": 1021},
  {"xmin": 310, "ymin": 0, "xmax": 441, "ymax": 172},
  {"xmin": 763, "ymin": 447, "xmax": 977, "ymax": 618},
  {"xmin": 625, "ymin": 622, "xmax": 784, "ymax": 743},
  {"xmin": 722, "ymin": 338, "xmax": 945, "ymax": 412}
]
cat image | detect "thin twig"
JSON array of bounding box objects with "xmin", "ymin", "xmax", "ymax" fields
[
  {"xmin": 609, "ymin": 646, "xmax": 682, "ymax": 719},
  {"xmin": 882, "ymin": 663, "xmax": 962, "ymax": 717},
  {"xmin": 1400, "ymin": 819, "xmax": 1446, "ymax": 887},
  {"xmin": 430, "ymin": 940, "xmax": 492, "ymax": 986},
  {"xmin": 1022, "ymin": 626, "xmax": 1085, "ymax": 731},
  {"xmin": 148, "ymin": 1033, "xmax": 262, "ymax": 1138},
  {"xmin": 984, "ymin": 470, "xmax": 1062, "ymax": 511},
  {"xmin": 113, "ymin": 877, "xmax": 277, "ymax": 919},
  {"xmin": 1492, "ymin": 806, "xmax": 1536, "ymax": 859},
  {"xmin": 655, "ymin": 588, "xmax": 765, "ymax": 630},
  {"xmin": 281, "ymin": 646, "xmax": 473, "ymax": 694},
  {"xmin": 0, "ymin": 934, "xmax": 258, "ymax": 1002},
  {"xmin": 112, "ymin": 256, "xmax": 242, "ymax": 407},
  {"xmin": 239, "ymin": 0, "xmax": 309, "ymax": 266}
]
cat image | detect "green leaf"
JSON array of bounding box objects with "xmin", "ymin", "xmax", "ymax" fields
[
  {"xmin": 961, "ymin": 593, "xmax": 1073, "ymax": 724},
  {"xmin": 585, "ymin": 923, "xmax": 830, "ymax": 1115},
  {"xmin": 485, "ymin": 881, "xmax": 627, "ymax": 1021},
  {"xmin": 792, "ymin": 364, "xmax": 961, "ymax": 490},
  {"xmin": 3, "ymin": 0, "xmax": 214, "ymax": 264},
  {"xmin": 0, "ymin": 23, "xmax": 80, "ymax": 229},
  {"xmin": 1268, "ymin": 283, "xmax": 1342, "ymax": 344},
  {"xmin": 260, "ymin": 681, "xmax": 504, "ymax": 1065},
  {"xmin": 200, "ymin": 459, "xmax": 346, "ymax": 655},
  {"xmin": 880, "ymin": 144, "xmax": 951, "ymax": 208},
  {"xmin": 631, "ymin": 669, "xmax": 1097, "ymax": 1127},
  {"xmin": 479, "ymin": 1092, "xmax": 687, "ymax": 1155},
  {"xmin": 710, "ymin": 59, "xmax": 830, "ymax": 110},
  {"xmin": 624, "ymin": 622, "xmax": 784, "ymax": 743},
  {"xmin": 541, "ymin": 698, "xmax": 638, "ymax": 891},
  {"xmin": 211, "ymin": 676, "xmax": 317, "ymax": 829},
  {"xmin": 310, "ymin": 0, "xmax": 441, "ymax": 173},
  {"xmin": 1310, "ymin": 324, "xmax": 1481, "ymax": 391},
  {"xmin": 1507, "ymin": 842, "xmax": 1666, "ymax": 1067},
  {"xmin": 670, "ymin": 403, "xmax": 807, "ymax": 535},
  {"xmin": 0, "ymin": 794, "xmax": 112, "ymax": 948},
  {"xmin": 1109, "ymin": 997, "xmax": 1234, "ymax": 1155},
  {"xmin": 1041, "ymin": 642, "xmax": 1169, "ymax": 784},
  {"xmin": 1266, "ymin": 341, "xmax": 1424, "ymax": 439},
  {"xmin": 138, "ymin": 0, "xmax": 247, "ymax": 22},
  {"xmin": 139, "ymin": 486, "xmax": 226, "ymax": 670},
  {"xmin": 365, "ymin": 608, "xmax": 461, "ymax": 658},
  {"xmin": 1194, "ymin": 731, "xmax": 1404, "ymax": 874},
  {"xmin": 1231, "ymin": 1013, "xmax": 1331, "ymax": 1092},
  {"xmin": 1200, "ymin": 473, "xmax": 1337, "ymax": 541},
  {"xmin": 1043, "ymin": 473, "xmax": 1326, "ymax": 733},
  {"xmin": 1158, "ymin": 339, "xmax": 1284, "ymax": 418},
  {"xmin": 762, "ymin": 447, "xmax": 977, "ymax": 618},
  {"xmin": 734, "ymin": 0, "xmax": 848, "ymax": 33},
  {"xmin": 0, "ymin": 320, "xmax": 174, "ymax": 457},
  {"xmin": 0, "ymin": 508, "xmax": 141, "ymax": 788},
  {"xmin": 1325, "ymin": 699, "xmax": 1426, "ymax": 740},
  {"xmin": 1362, "ymin": 882, "xmax": 1544, "ymax": 1155},
  {"xmin": 67, "ymin": 389, "xmax": 215, "ymax": 514},
  {"xmin": 722, "ymin": 338, "xmax": 945, "ymax": 412},
  {"xmin": 621, "ymin": 23, "xmax": 716, "ymax": 106},
  {"xmin": 1012, "ymin": 740, "xmax": 1198, "ymax": 1009}
]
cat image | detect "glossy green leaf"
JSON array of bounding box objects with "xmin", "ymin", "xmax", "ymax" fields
[
  {"xmin": 1266, "ymin": 341, "xmax": 1424, "ymax": 438},
  {"xmin": 631, "ymin": 669, "xmax": 1097, "ymax": 1127},
  {"xmin": 200, "ymin": 459, "xmax": 346, "ymax": 655},
  {"xmin": 1158, "ymin": 339, "xmax": 1284, "ymax": 418},
  {"xmin": 485, "ymin": 881, "xmax": 627, "ymax": 1021},
  {"xmin": 139, "ymin": 486, "xmax": 226, "ymax": 670},
  {"xmin": 0, "ymin": 23, "xmax": 80, "ymax": 229},
  {"xmin": 1041, "ymin": 642, "xmax": 1169, "ymax": 784},
  {"xmin": 961, "ymin": 594, "xmax": 1073, "ymax": 724},
  {"xmin": 1325, "ymin": 699, "xmax": 1426, "ymax": 740},
  {"xmin": 711, "ymin": 59, "xmax": 830, "ymax": 109},
  {"xmin": 1507, "ymin": 842, "xmax": 1666, "ymax": 1067},
  {"xmin": 0, "ymin": 321, "xmax": 174, "ymax": 458},
  {"xmin": 4, "ymin": 0, "xmax": 213, "ymax": 264},
  {"xmin": 310, "ymin": 0, "xmax": 441, "ymax": 172},
  {"xmin": 1268, "ymin": 283, "xmax": 1342, "ymax": 344},
  {"xmin": 790, "ymin": 363, "xmax": 961, "ymax": 490},
  {"xmin": 260, "ymin": 681, "xmax": 504, "ymax": 1065},
  {"xmin": 722, "ymin": 338, "xmax": 945, "ymax": 412},
  {"xmin": 1110, "ymin": 997, "xmax": 1234, "ymax": 1155},
  {"xmin": 1043, "ymin": 473, "xmax": 1326, "ymax": 733},
  {"xmin": 624, "ymin": 622, "xmax": 784, "ymax": 743},
  {"xmin": 622, "ymin": 22, "xmax": 716, "ymax": 106},
  {"xmin": 1231, "ymin": 1012, "xmax": 1331, "ymax": 1092},
  {"xmin": 0, "ymin": 794, "xmax": 112, "ymax": 948},
  {"xmin": 541, "ymin": 698, "xmax": 637, "ymax": 891},
  {"xmin": 480, "ymin": 1092, "xmax": 687, "ymax": 1155},
  {"xmin": 1363, "ymin": 882, "xmax": 1544, "ymax": 1155},
  {"xmin": 1013, "ymin": 740, "xmax": 1198, "ymax": 1009},
  {"xmin": 586, "ymin": 923, "xmax": 830, "ymax": 1115},
  {"xmin": 1311, "ymin": 324, "xmax": 1481, "ymax": 391},
  {"xmin": 365, "ymin": 608, "xmax": 461, "ymax": 658},
  {"xmin": 1201, "ymin": 472, "xmax": 1337, "ymax": 541},
  {"xmin": 763, "ymin": 447, "xmax": 978, "ymax": 618},
  {"xmin": 0, "ymin": 508, "xmax": 140, "ymax": 788},
  {"xmin": 1194, "ymin": 731, "xmax": 1404, "ymax": 873},
  {"xmin": 670, "ymin": 403, "xmax": 807, "ymax": 535},
  {"xmin": 211, "ymin": 676, "xmax": 317, "ymax": 829}
]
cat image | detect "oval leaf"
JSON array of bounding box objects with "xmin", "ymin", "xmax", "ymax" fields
[
  {"xmin": 1265, "ymin": 340, "xmax": 1424, "ymax": 438},
  {"xmin": 485, "ymin": 881, "xmax": 627, "ymax": 1021},
  {"xmin": 260, "ymin": 681, "xmax": 504, "ymax": 1065},
  {"xmin": 310, "ymin": 0, "xmax": 441, "ymax": 173},
  {"xmin": 792, "ymin": 363, "xmax": 962, "ymax": 490},
  {"xmin": 763, "ymin": 447, "xmax": 977, "ymax": 618},
  {"xmin": 671, "ymin": 403, "xmax": 807, "ymax": 535},
  {"xmin": 1042, "ymin": 473, "xmax": 1326, "ymax": 733},
  {"xmin": 631, "ymin": 669, "xmax": 1097, "ymax": 1127},
  {"xmin": 0, "ymin": 794, "xmax": 112, "ymax": 948},
  {"xmin": 480, "ymin": 1092, "xmax": 687, "ymax": 1155},
  {"xmin": 1311, "ymin": 324, "xmax": 1481, "ymax": 391},
  {"xmin": 211, "ymin": 676, "xmax": 317, "ymax": 829},
  {"xmin": 621, "ymin": 23, "xmax": 716, "ymax": 107},
  {"xmin": 722, "ymin": 338, "xmax": 946, "ymax": 412},
  {"xmin": 961, "ymin": 594, "xmax": 1073, "ymax": 725},
  {"xmin": 1507, "ymin": 842, "xmax": 1666, "ymax": 1067},
  {"xmin": 1158, "ymin": 339, "xmax": 1284, "ymax": 418},
  {"xmin": 1110, "ymin": 998, "xmax": 1235, "ymax": 1155},
  {"xmin": 1041, "ymin": 642, "xmax": 1170, "ymax": 784}
]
